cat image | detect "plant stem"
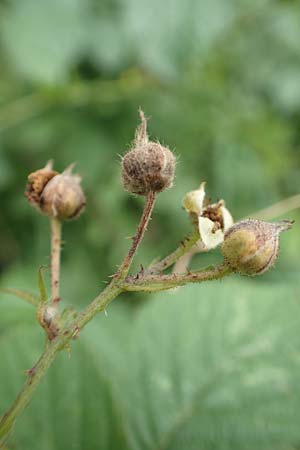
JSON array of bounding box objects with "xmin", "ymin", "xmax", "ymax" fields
[
  {"xmin": 50, "ymin": 217, "xmax": 62, "ymax": 308},
  {"xmin": 0, "ymin": 288, "xmax": 39, "ymax": 307},
  {"xmin": 147, "ymin": 227, "xmax": 200, "ymax": 274},
  {"xmin": 247, "ymin": 193, "xmax": 300, "ymax": 221},
  {"xmin": 0, "ymin": 282, "xmax": 122, "ymax": 446},
  {"xmin": 172, "ymin": 243, "xmax": 204, "ymax": 274},
  {"xmin": 124, "ymin": 264, "xmax": 232, "ymax": 292},
  {"xmin": 115, "ymin": 191, "xmax": 156, "ymax": 280}
]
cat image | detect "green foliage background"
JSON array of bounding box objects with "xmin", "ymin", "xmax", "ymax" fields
[{"xmin": 0, "ymin": 0, "xmax": 300, "ymax": 448}]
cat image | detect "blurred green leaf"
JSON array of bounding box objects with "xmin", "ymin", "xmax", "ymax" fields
[
  {"xmin": 1, "ymin": 0, "xmax": 86, "ymax": 84},
  {"xmin": 1, "ymin": 279, "xmax": 300, "ymax": 449}
]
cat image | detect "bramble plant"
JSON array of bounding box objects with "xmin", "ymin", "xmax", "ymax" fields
[{"xmin": 0, "ymin": 110, "xmax": 294, "ymax": 446}]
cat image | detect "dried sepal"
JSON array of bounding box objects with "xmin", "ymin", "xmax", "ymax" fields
[
  {"xmin": 182, "ymin": 181, "xmax": 206, "ymax": 216},
  {"xmin": 183, "ymin": 183, "xmax": 233, "ymax": 250},
  {"xmin": 25, "ymin": 161, "xmax": 58, "ymax": 209}
]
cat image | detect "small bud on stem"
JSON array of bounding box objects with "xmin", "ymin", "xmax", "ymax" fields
[{"xmin": 37, "ymin": 303, "xmax": 59, "ymax": 340}]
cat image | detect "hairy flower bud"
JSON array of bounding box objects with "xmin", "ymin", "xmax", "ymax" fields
[
  {"xmin": 121, "ymin": 110, "xmax": 176, "ymax": 195},
  {"xmin": 40, "ymin": 165, "xmax": 86, "ymax": 220},
  {"xmin": 25, "ymin": 162, "xmax": 86, "ymax": 220},
  {"xmin": 221, "ymin": 219, "xmax": 293, "ymax": 276}
]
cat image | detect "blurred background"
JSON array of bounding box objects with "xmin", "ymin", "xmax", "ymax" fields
[{"xmin": 1, "ymin": 0, "xmax": 300, "ymax": 449}]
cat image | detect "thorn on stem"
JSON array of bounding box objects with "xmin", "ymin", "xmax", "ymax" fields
[
  {"xmin": 25, "ymin": 367, "xmax": 36, "ymax": 378},
  {"xmin": 72, "ymin": 327, "xmax": 80, "ymax": 340}
]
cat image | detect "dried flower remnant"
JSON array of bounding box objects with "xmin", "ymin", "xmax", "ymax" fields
[
  {"xmin": 183, "ymin": 182, "xmax": 233, "ymax": 250},
  {"xmin": 25, "ymin": 161, "xmax": 58, "ymax": 209},
  {"xmin": 25, "ymin": 163, "xmax": 86, "ymax": 220},
  {"xmin": 121, "ymin": 110, "xmax": 176, "ymax": 195},
  {"xmin": 221, "ymin": 219, "xmax": 293, "ymax": 275}
]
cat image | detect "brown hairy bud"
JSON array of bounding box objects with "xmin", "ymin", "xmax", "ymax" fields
[
  {"xmin": 221, "ymin": 219, "xmax": 293, "ymax": 276},
  {"xmin": 40, "ymin": 164, "xmax": 86, "ymax": 220},
  {"xmin": 121, "ymin": 110, "xmax": 176, "ymax": 195},
  {"xmin": 25, "ymin": 162, "xmax": 86, "ymax": 220},
  {"xmin": 25, "ymin": 161, "xmax": 58, "ymax": 208}
]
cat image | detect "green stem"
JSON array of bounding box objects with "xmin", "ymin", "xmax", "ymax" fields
[
  {"xmin": 147, "ymin": 226, "xmax": 200, "ymax": 274},
  {"xmin": 0, "ymin": 282, "xmax": 122, "ymax": 445},
  {"xmin": 50, "ymin": 217, "xmax": 62, "ymax": 308},
  {"xmin": 115, "ymin": 191, "xmax": 156, "ymax": 280},
  {"xmin": 247, "ymin": 193, "xmax": 300, "ymax": 221},
  {"xmin": 124, "ymin": 264, "xmax": 232, "ymax": 292},
  {"xmin": 0, "ymin": 288, "xmax": 39, "ymax": 307}
]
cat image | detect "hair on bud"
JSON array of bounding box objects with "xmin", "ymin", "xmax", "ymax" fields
[
  {"xmin": 221, "ymin": 219, "xmax": 293, "ymax": 276},
  {"xmin": 121, "ymin": 110, "xmax": 176, "ymax": 196}
]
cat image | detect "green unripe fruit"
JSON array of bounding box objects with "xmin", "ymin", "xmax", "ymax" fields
[{"xmin": 221, "ymin": 219, "xmax": 293, "ymax": 276}]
